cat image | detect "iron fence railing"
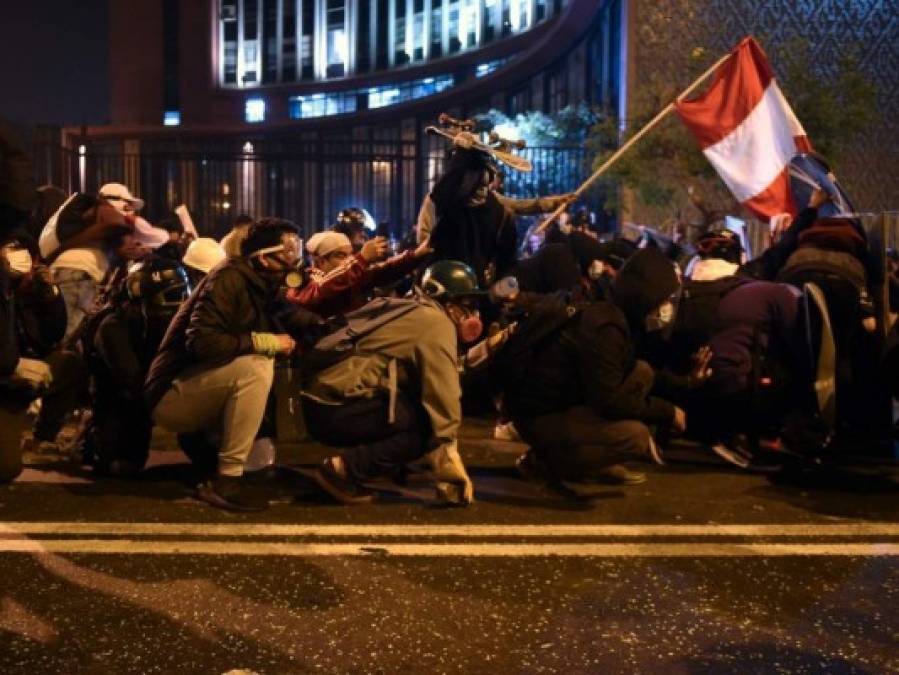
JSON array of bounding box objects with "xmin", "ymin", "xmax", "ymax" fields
[{"xmin": 32, "ymin": 141, "xmax": 593, "ymax": 241}]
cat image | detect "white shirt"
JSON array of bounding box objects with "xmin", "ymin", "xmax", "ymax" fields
[{"xmin": 51, "ymin": 247, "xmax": 109, "ymax": 283}]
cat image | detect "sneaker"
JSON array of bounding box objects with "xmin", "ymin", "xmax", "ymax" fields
[
  {"xmin": 711, "ymin": 442, "xmax": 752, "ymax": 469},
  {"xmin": 647, "ymin": 436, "xmax": 665, "ymax": 465},
  {"xmin": 591, "ymin": 464, "xmax": 647, "ymax": 485},
  {"xmin": 312, "ymin": 457, "xmax": 375, "ymax": 505},
  {"xmin": 20, "ymin": 437, "xmax": 66, "ymax": 464},
  {"xmin": 515, "ymin": 450, "xmax": 579, "ymax": 499},
  {"xmin": 493, "ymin": 421, "xmax": 521, "ymax": 442},
  {"xmin": 196, "ymin": 476, "xmax": 269, "ymax": 511}
]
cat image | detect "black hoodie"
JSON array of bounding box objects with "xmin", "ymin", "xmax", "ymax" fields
[
  {"xmin": 144, "ymin": 257, "xmax": 322, "ymax": 411},
  {"xmin": 429, "ymin": 148, "xmax": 516, "ymax": 287},
  {"xmin": 505, "ymin": 248, "xmax": 682, "ymax": 424}
]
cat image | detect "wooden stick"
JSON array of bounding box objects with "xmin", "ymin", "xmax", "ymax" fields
[{"xmin": 535, "ymin": 49, "xmax": 735, "ymax": 234}]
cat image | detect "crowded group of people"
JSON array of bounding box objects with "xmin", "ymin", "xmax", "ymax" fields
[{"xmin": 1, "ymin": 129, "xmax": 893, "ymax": 511}]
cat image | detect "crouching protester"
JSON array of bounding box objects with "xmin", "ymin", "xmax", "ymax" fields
[
  {"xmin": 82, "ymin": 257, "xmax": 191, "ymax": 476},
  {"xmin": 301, "ymin": 260, "xmax": 482, "ymax": 506},
  {"xmin": 1, "ymin": 235, "xmax": 87, "ymax": 475},
  {"xmin": 494, "ymin": 248, "xmax": 706, "ymax": 491},
  {"xmin": 145, "ymin": 218, "xmax": 321, "ymax": 511}
]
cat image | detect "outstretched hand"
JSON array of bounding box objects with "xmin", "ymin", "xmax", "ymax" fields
[
  {"xmin": 809, "ymin": 186, "xmax": 830, "ymax": 210},
  {"xmin": 361, "ymin": 236, "xmax": 389, "ymax": 262},
  {"xmin": 413, "ymin": 236, "xmax": 434, "ymax": 259}
]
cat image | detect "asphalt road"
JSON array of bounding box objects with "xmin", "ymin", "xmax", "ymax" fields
[{"xmin": 1, "ymin": 419, "xmax": 897, "ymax": 674}]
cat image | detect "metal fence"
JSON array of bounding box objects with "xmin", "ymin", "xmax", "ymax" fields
[{"xmin": 34, "ymin": 141, "xmax": 592, "ymax": 241}]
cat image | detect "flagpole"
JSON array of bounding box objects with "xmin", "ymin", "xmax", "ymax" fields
[{"xmin": 535, "ymin": 49, "xmax": 736, "ymax": 235}]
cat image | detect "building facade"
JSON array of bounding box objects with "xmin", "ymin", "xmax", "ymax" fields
[
  {"xmin": 52, "ymin": 0, "xmax": 618, "ymax": 238},
  {"xmin": 51, "ymin": 0, "xmax": 896, "ymax": 239}
]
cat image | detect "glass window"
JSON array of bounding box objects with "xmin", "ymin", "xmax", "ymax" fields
[
  {"xmin": 163, "ymin": 111, "xmax": 181, "ymax": 126},
  {"xmin": 245, "ymin": 97, "xmax": 266, "ymax": 122}
]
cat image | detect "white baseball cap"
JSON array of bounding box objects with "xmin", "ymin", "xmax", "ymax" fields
[
  {"xmin": 183, "ymin": 237, "xmax": 227, "ymax": 274},
  {"xmin": 306, "ymin": 231, "xmax": 352, "ymax": 258},
  {"xmin": 98, "ymin": 182, "xmax": 145, "ymax": 211}
]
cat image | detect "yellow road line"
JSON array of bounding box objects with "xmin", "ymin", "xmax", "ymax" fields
[
  {"xmin": 0, "ymin": 539, "xmax": 896, "ymax": 557},
  {"xmin": 1, "ymin": 522, "xmax": 898, "ymax": 537}
]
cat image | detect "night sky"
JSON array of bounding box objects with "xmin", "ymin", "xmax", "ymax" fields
[{"xmin": 0, "ymin": 0, "xmax": 109, "ymax": 128}]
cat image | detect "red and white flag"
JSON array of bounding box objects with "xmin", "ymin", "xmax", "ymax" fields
[{"xmin": 675, "ymin": 37, "xmax": 811, "ymax": 218}]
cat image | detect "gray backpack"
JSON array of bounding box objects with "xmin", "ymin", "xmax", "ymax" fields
[{"xmin": 301, "ymin": 294, "xmax": 427, "ymax": 380}]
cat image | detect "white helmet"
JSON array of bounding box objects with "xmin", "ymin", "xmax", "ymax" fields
[{"xmin": 183, "ymin": 237, "xmax": 226, "ymax": 274}]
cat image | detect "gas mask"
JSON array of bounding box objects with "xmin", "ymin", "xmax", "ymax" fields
[
  {"xmin": 448, "ymin": 303, "xmax": 484, "ymax": 344},
  {"xmin": 253, "ymin": 235, "xmax": 303, "ymax": 287},
  {"xmin": 457, "ymin": 313, "xmax": 484, "ymax": 344},
  {"xmin": 645, "ymin": 300, "xmax": 676, "ymax": 333},
  {"xmin": 4, "ymin": 248, "xmax": 33, "ymax": 277}
]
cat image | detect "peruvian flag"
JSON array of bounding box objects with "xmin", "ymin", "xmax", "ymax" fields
[{"xmin": 675, "ymin": 37, "xmax": 811, "ymax": 218}]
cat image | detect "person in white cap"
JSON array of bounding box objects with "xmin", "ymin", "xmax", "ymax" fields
[
  {"xmin": 40, "ymin": 187, "xmax": 139, "ymax": 340},
  {"xmin": 98, "ymin": 182, "xmax": 144, "ymax": 214},
  {"xmin": 284, "ymin": 230, "xmax": 432, "ymax": 318},
  {"xmin": 182, "ymin": 237, "xmax": 226, "ymax": 285}
]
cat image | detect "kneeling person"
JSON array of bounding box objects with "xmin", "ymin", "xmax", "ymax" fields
[
  {"xmin": 85, "ymin": 257, "xmax": 190, "ymax": 475},
  {"xmin": 501, "ymin": 248, "xmax": 691, "ymax": 486},
  {"xmin": 302, "ymin": 260, "xmax": 482, "ymax": 505}
]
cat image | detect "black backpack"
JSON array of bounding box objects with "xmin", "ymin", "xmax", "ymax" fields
[{"xmin": 489, "ymin": 291, "xmax": 583, "ymax": 392}]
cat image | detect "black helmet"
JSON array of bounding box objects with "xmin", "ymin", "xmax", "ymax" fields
[
  {"xmin": 334, "ymin": 207, "xmax": 375, "ymax": 233},
  {"xmin": 695, "ymin": 229, "xmax": 742, "ymax": 264},
  {"xmin": 126, "ymin": 257, "xmax": 191, "ymax": 308},
  {"xmin": 421, "ymin": 260, "xmax": 485, "ymax": 300}
]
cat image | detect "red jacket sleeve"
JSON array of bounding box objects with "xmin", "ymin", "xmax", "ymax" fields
[
  {"xmin": 284, "ymin": 254, "xmax": 369, "ymax": 310},
  {"xmin": 363, "ymin": 251, "xmax": 425, "ymax": 288}
]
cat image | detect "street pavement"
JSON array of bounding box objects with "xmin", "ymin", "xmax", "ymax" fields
[{"xmin": 1, "ymin": 419, "xmax": 897, "ymax": 674}]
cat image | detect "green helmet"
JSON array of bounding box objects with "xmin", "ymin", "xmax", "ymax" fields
[{"xmin": 421, "ymin": 260, "xmax": 485, "ymax": 300}]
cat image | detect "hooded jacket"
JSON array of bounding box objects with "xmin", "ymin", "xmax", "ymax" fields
[
  {"xmin": 144, "ymin": 257, "xmax": 321, "ymax": 411},
  {"xmin": 302, "ymin": 294, "xmax": 462, "ymax": 456},
  {"xmin": 428, "ymin": 148, "xmax": 517, "ymax": 286},
  {"xmin": 505, "ymin": 248, "xmax": 681, "ymax": 424}
]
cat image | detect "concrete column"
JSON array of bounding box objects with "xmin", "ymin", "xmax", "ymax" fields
[
  {"xmin": 441, "ymin": 0, "xmax": 449, "ymax": 54},
  {"xmin": 347, "ymin": 0, "xmax": 355, "ymax": 74},
  {"xmin": 388, "ymin": 0, "xmax": 396, "ymax": 67},
  {"xmin": 423, "ymin": 0, "xmax": 432, "ymax": 60},
  {"xmin": 369, "ymin": 0, "xmax": 377, "ymax": 69},
  {"xmin": 276, "ymin": 0, "xmax": 284, "ymax": 81}
]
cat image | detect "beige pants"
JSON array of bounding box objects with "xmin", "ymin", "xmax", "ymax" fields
[{"xmin": 152, "ymin": 355, "xmax": 274, "ymax": 477}]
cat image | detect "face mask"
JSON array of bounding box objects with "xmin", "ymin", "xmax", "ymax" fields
[
  {"xmin": 457, "ymin": 314, "xmax": 484, "ymax": 344},
  {"xmin": 6, "ymin": 249, "xmax": 32, "ymax": 276},
  {"xmin": 645, "ymin": 301, "xmax": 675, "ymax": 332}
]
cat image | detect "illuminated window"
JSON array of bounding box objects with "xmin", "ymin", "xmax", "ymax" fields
[
  {"xmin": 163, "ymin": 111, "xmax": 181, "ymax": 126},
  {"xmin": 245, "ymin": 97, "xmax": 266, "ymax": 123},
  {"xmin": 288, "ymin": 92, "xmax": 357, "ymax": 119},
  {"xmin": 287, "ymin": 75, "xmax": 454, "ymax": 118},
  {"xmin": 216, "ymin": 0, "xmax": 543, "ymax": 87},
  {"xmin": 476, "ymin": 58, "xmax": 511, "ymax": 77}
]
